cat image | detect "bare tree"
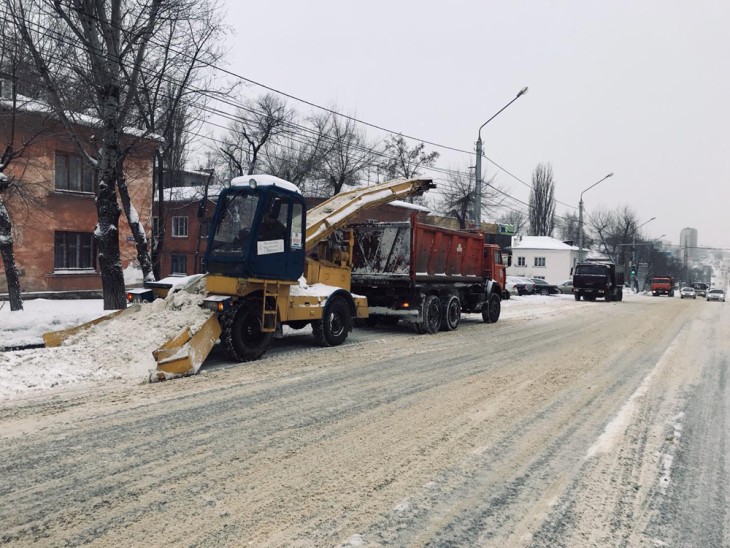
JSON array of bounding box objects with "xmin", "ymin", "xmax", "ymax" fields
[
  {"xmin": 528, "ymin": 163, "xmax": 556, "ymax": 236},
  {"xmin": 587, "ymin": 205, "xmax": 638, "ymax": 263},
  {"xmin": 556, "ymin": 210, "xmax": 580, "ymax": 243},
  {"xmin": 260, "ymin": 112, "xmax": 329, "ymax": 188},
  {"xmin": 316, "ymin": 111, "xmax": 379, "ymax": 195},
  {"xmin": 434, "ymin": 167, "xmax": 499, "ymax": 229},
  {"xmin": 220, "ymin": 93, "xmax": 293, "ymax": 177},
  {"xmin": 10, "ymin": 0, "xmax": 169, "ymax": 309},
  {"xmin": 381, "ymin": 135, "xmax": 439, "ymax": 179},
  {"xmin": 133, "ymin": 0, "xmax": 227, "ymax": 279}
]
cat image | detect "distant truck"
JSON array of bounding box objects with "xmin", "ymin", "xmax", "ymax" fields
[
  {"xmin": 350, "ymin": 214, "xmax": 507, "ymax": 333},
  {"xmin": 651, "ymin": 276, "xmax": 675, "ymax": 297},
  {"xmin": 572, "ymin": 260, "xmax": 624, "ymax": 302},
  {"xmin": 691, "ymin": 282, "xmax": 708, "ymax": 297}
]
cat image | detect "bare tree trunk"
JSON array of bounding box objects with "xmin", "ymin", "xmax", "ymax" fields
[
  {"xmin": 96, "ymin": 92, "xmax": 127, "ymax": 310},
  {"xmin": 118, "ymin": 175, "xmax": 153, "ymax": 281},
  {"xmin": 0, "ymin": 199, "xmax": 23, "ymax": 311}
]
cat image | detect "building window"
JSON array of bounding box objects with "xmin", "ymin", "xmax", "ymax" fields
[
  {"xmin": 200, "ymin": 220, "xmax": 210, "ymax": 239},
  {"xmin": 171, "ymin": 254, "xmax": 187, "ymax": 274},
  {"xmin": 55, "ymin": 152, "xmax": 95, "ymax": 193},
  {"xmin": 172, "ymin": 216, "xmax": 188, "ymax": 238},
  {"xmin": 534, "ymin": 257, "xmax": 546, "ymax": 267},
  {"xmin": 517, "ymin": 256, "xmax": 526, "ymax": 267},
  {"xmin": 54, "ymin": 232, "xmax": 95, "ymax": 270}
]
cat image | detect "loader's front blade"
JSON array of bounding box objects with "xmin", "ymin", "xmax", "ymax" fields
[{"xmin": 151, "ymin": 314, "xmax": 222, "ymax": 380}]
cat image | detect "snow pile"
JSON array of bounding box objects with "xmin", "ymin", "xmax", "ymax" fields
[{"xmin": 0, "ymin": 285, "xmax": 212, "ymax": 401}]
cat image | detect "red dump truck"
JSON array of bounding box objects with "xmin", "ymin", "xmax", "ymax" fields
[
  {"xmin": 350, "ymin": 213, "xmax": 507, "ymax": 333},
  {"xmin": 651, "ymin": 275, "xmax": 674, "ymax": 297}
]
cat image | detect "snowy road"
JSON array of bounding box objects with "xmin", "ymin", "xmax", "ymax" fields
[{"xmin": 0, "ymin": 295, "xmax": 727, "ymax": 546}]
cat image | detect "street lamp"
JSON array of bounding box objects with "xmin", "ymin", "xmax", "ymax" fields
[
  {"xmin": 577, "ymin": 173, "xmax": 614, "ymax": 262},
  {"xmin": 473, "ymin": 86, "xmax": 528, "ymax": 224}
]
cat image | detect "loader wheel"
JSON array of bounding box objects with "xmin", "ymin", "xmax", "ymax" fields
[
  {"xmin": 226, "ymin": 298, "xmax": 273, "ymax": 362},
  {"xmin": 482, "ymin": 293, "xmax": 501, "ymax": 323},
  {"xmin": 313, "ymin": 296, "xmax": 351, "ymax": 347},
  {"xmin": 441, "ymin": 296, "xmax": 461, "ymax": 331}
]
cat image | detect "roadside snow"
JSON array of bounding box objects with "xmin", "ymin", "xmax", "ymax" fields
[
  {"xmin": 0, "ymin": 288, "xmax": 211, "ymax": 402},
  {"xmin": 0, "ymin": 289, "xmax": 646, "ymax": 402}
]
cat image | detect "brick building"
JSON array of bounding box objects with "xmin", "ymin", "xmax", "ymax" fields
[{"xmin": 0, "ymin": 99, "xmax": 157, "ymax": 293}]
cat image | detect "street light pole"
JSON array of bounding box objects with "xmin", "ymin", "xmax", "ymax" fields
[
  {"xmin": 577, "ymin": 173, "xmax": 614, "ymax": 262},
  {"xmin": 474, "ymin": 87, "xmax": 528, "ymax": 225}
]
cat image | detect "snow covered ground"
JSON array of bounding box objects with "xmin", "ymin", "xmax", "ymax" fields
[{"xmin": 0, "ymin": 291, "xmax": 646, "ymax": 403}]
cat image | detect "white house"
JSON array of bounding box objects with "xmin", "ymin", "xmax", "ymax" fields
[{"xmin": 508, "ymin": 236, "xmax": 580, "ymax": 283}]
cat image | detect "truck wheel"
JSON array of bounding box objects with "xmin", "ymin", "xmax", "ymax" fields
[
  {"xmin": 574, "ymin": 293, "xmax": 581, "ymax": 301},
  {"xmin": 312, "ymin": 296, "xmax": 351, "ymax": 347},
  {"xmin": 441, "ymin": 296, "xmax": 461, "ymax": 331},
  {"xmin": 420, "ymin": 295, "xmax": 442, "ymax": 334},
  {"xmin": 669, "ymin": 290, "xmax": 675, "ymax": 297},
  {"xmin": 482, "ymin": 293, "xmax": 501, "ymax": 323},
  {"xmin": 606, "ymin": 292, "xmax": 613, "ymax": 302},
  {"xmin": 225, "ymin": 298, "xmax": 273, "ymax": 362},
  {"xmin": 618, "ymin": 290, "xmax": 623, "ymax": 301}
]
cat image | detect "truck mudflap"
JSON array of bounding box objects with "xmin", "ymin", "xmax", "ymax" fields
[
  {"xmin": 150, "ymin": 314, "xmax": 222, "ymax": 381},
  {"xmin": 42, "ymin": 305, "xmax": 142, "ymax": 347}
]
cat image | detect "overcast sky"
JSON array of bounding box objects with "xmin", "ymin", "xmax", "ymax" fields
[{"xmin": 220, "ymin": 0, "xmax": 730, "ymax": 250}]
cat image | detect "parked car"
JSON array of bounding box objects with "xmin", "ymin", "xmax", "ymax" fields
[
  {"xmin": 504, "ymin": 278, "xmax": 520, "ymax": 298},
  {"xmin": 507, "ymin": 276, "xmax": 534, "ymax": 296},
  {"xmin": 680, "ymin": 287, "xmax": 696, "ymax": 299},
  {"xmin": 556, "ymin": 279, "xmax": 574, "ymax": 294},
  {"xmin": 528, "ymin": 278, "xmax": 561, "ymax": 295},
  {"xmin": 706, "ymin": 288, "xmax": 725, "ymax": 302}
]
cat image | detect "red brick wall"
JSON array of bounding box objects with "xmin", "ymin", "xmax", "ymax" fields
[{"xmin": 0, "ymin": 113, "xmax": 155, "ymax": 293}]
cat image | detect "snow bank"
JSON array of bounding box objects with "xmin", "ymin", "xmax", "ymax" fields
[{"xmin": 0, "ymin": 284, "xmax": 212, "ymax": 401}]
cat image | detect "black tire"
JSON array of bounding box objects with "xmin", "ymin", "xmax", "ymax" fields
[
  {"xmin": 574, "ymin": 293, "xmax": 581, "ymax": 301},
  {"xmin": 312, "ymin": 296, "xmax": 351, "ymax": 347},
  {"xmin": 618, "ymin": 290, "xmax": 623, "ymax": 301},
  {"xmin": 441, "ymin": 296, "xmax": 461, "ymax": 331},
  {"xmin": 539, "ymin": 288, "xmax": 549, "ymax": 296},
  {"xmin": 606, "ymin": 293, "xmax": 613, "ymax": 302},
  {"xmin": 287, "ymin": 320, "xmax": 309, "ymax": 330},
  {"xmin": 225, "ymin": 298, "xmax": 273, "ymax": 362},
  {"xmin": 420, "ymin": 294, "xmax": 442, "ymax": 334},
  {"xmin": 669, "ymin": 290, "xmax": 675, "ymax": 297},
  {"xmin": 482, "ymin": 293, "xmax": 501, "ymax": 323}
]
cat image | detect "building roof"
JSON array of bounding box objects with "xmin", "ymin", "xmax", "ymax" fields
[{"xmin": 512, "ymin": 236, "xmax": 579, "ymax": 251}]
